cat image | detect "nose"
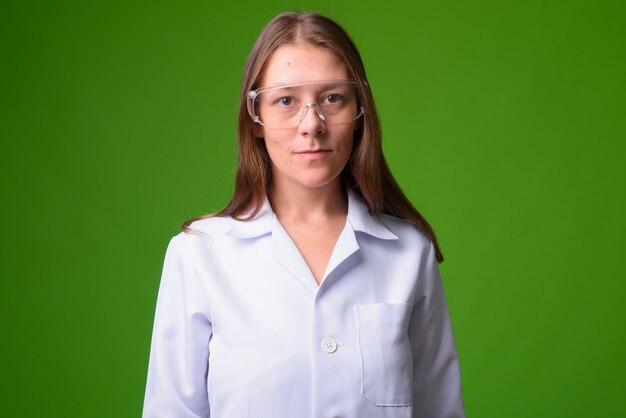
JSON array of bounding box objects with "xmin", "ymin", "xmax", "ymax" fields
[{"xmin": 298, "ymin": 102, "xmax": 326, "ymax": 136}]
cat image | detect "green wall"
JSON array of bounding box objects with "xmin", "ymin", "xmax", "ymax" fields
[{"xmin": 3, "ymin": 0, "xmax": 624, "ymax": 416}]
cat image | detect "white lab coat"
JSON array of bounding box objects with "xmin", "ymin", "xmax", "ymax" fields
[{"xmin": 143, "ymin": 190, "xmax": 465, "ymax": 418}]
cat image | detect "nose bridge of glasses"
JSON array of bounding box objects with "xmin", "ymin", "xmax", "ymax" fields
[{"xmin": 300, "ymin": 102, "xmax": 326, "ymax": 122}]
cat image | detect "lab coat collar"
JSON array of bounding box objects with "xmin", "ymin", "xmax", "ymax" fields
[
  {"xmin": 346, "ymin": 190, "xmax": 398, "ymax": 240},
  {"xmin": 224, "ymin": 199, "xmax": 275, "ymax": 239},
  {"xmin": 223, "ymin": 189, "xmax": 398, "ymax": 241}
]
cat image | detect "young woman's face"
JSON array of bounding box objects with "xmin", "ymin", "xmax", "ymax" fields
[{"xmin": 257, "ymin": 45, "xmax": 358, "ymax": 193}]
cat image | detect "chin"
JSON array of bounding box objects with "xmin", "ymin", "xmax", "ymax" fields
[{"xmin": 294, "ymin": 174, "xmax": 342, "ymax": 190}]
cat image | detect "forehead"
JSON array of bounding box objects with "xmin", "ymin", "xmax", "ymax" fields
[{"xmin": 260, "ymin": 44, "xmax": 350, "ymax": 88}]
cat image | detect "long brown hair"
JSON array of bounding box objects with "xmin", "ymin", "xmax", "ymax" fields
[{"xmin": 183, "ymin": 11, "xmax": 444, "ymax": 262}]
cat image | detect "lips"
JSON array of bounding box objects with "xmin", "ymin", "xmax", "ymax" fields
[{"xmin": 293, "ymin": 149, "xmax": 332, "ymax": 161}]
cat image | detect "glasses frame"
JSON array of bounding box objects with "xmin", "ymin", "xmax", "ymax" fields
[{"xmin": 247, "ymin": 79, "xmax": 365, "ymax": 129}]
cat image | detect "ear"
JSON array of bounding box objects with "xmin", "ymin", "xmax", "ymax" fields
[
  {"xmin": 254, "ymin": 123, "xmax": 264, "ymax": 139},
  {"xmin": 354, "ymin": 115, "xmax": 363, "ymax": 130}
]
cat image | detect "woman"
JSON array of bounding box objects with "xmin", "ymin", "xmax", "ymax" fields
[{"xmin": 143, "ymin": 11, "xmax": 465, "ymax": 418}]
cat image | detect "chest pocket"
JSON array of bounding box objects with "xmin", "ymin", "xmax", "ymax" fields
[{"xmin": 354, "ymin": 303, "xmax": 413, "ymax": 406}]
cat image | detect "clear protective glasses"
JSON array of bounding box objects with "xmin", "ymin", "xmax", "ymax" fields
[{"xmin": 247, "ymin": 80, "xmax": 365, "ymax": 129}]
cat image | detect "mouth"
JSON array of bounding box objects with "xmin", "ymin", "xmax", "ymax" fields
[{"xmin": 293, "ymin": 149, "xmax": 332, "ymax": 160}]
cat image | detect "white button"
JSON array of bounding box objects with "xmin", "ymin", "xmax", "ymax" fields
[{"xmin": 321, "ymin": 338, "xmax": 338, "ymax": 353}]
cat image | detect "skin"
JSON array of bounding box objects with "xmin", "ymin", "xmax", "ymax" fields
[{"xmin": 256, "ymin": 44, "xmax": 359, "ymax": 284}]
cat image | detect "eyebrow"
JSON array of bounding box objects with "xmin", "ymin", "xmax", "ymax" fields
[
  {"xmin": 265, "ymin": 82, "xmax": 347, "ymax": 93},
  {"xmin": 265, "ymin": 78, "xmax": 351, "ymax": 87}
]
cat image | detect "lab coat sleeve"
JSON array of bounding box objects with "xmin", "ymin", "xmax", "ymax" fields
[
  {"xmin": 409, "ymin": 243, "xmax": 465, "ymax": 418},
  {"xmin": 143, "ymin": 235, "xmax": 212, "ymax": 418}
]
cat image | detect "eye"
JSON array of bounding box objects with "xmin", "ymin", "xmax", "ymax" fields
[
  {"xmin": 275, "ymin": 96, "xmax": 295, "ymax": 106},
  {"xmin": 323, "ymin": 94, "xmax": 344, "ymax": 104}
]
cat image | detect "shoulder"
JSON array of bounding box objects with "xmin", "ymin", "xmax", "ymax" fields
[
  {"xmin": 378, "ymin": 214, "xmax": 440, "ymax": 294},
  {"xmin": 166, "ymin": 215, "xmax": 235, "ymax": 252},
  {"xmin": 186, "ymin": 215, "xmax": 234, "ymax": 237},
  {"xmin": 378, "ymin": 212, "xmax": 433, "ymax": 255}
]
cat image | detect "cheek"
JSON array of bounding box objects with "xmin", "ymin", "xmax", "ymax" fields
[
  {"xmin": 263, "ymin": 133, "xmax": 290, "ymax": 161},
  {"xmin": 263, "ymin": 130, "xmax": 279, "ymax": 147},
  {"xmin": 336, "ymin": 128, "xmax": 356, "ymax": 156},
  {"xmin": 340, "ymin": 141, "xmax": 354, "ymax": 166}
]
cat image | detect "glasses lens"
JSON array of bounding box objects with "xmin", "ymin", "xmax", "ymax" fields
[{"xmin": 254, "ymin": 81, "xmax": 361, "ymax": 128}]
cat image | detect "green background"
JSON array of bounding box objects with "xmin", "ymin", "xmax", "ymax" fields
[{"xmin": 3, "ymin": 0, "xmax": 624, "ymax": 416}]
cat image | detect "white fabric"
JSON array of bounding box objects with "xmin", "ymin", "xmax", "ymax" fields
[{"xmin": 143, "ymin": 191, "xmax": 465, "ymax": 418}]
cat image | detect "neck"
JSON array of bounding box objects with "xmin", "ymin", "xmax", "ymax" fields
[{"xmin": 269, "ymin": 179, "xmax": 348, "ymax": 223}]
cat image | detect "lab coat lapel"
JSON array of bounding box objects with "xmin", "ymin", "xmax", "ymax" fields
[
  {"xmin": 321, "ymin": 191, "xmax": 398, "ymax": 280},
  {"xmin": 322, "ymin": 220, "xmax": 359, "ymax": 280},
  {"xmin": 271, "ymin": 217, "xmax": 319, "ymax": 293}
]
